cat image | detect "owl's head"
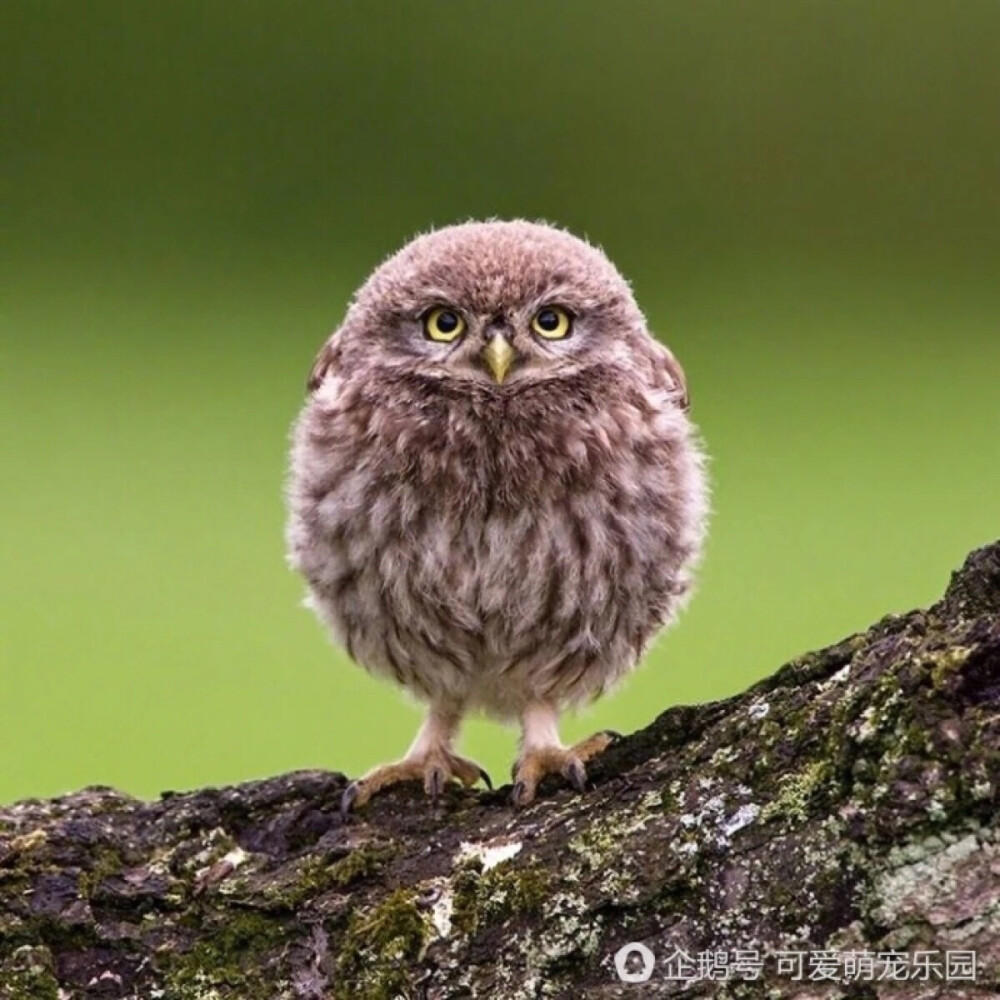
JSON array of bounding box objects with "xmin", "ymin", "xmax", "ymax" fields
[{"xmin": 308, "ymin": 220, "xmax": 687, "ymax": 409}]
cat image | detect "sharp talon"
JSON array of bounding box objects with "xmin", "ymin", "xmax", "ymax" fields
[
  {"xmin": 567, "ymin": 759, "xmax": 588, "ymax": 793},
  {"xmin": 428, "ymin": 767, "xmax": 445, "ymax": 799},
  {"xmin": 341, "ymin": 782, "xmax": 360, "ymax": 815},
  {"xmin": 512, "ymin": 781, "xmax": 527, "ymax": 807},
  {"xmin": 477, "ymin": 766, "xmax": 493, "ymax": 791}
]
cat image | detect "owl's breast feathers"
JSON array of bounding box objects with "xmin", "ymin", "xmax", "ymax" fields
[{"xmin": 287, "ymin": 366, "xmax": 707, "ymax": 717}]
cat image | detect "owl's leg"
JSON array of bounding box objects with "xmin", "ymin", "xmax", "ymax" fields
[
  {"xmin": 511, "ymin": 702, "xmax": 620, "ymax": 807},
  {"xmin": 341, "ymin": 704, "xmax": 492, "ymax": 813}
]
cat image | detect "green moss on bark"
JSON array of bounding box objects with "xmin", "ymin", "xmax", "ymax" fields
[{"xmin": 332, "ymin": 888, "xmax": 429, "ymax": 1000}]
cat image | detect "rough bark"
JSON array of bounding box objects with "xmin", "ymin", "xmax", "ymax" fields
[{"xmin": 2, "ymin": 543, "xmax": 999, "ymax": 1000}]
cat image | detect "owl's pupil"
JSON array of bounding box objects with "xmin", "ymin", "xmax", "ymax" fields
[
  {"xmin": 436, "ymin": 311, "xmax": 459, "ymax": 333},
  {"xmin": 538, "ymin": 310, "xmax": 559, "ymax": 330}
]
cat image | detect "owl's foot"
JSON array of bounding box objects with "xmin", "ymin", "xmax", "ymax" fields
[
  {"xmin": 511, "ymin": 730, "xmax": 620, "ymax": 807},
  {"xmin": 341, "ymin": 750, "xmax": 492, "ymax": 814}
]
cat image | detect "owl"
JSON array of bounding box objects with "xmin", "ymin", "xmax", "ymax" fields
[{"xmin": 286, "ymin": 220, "xmax": 708, "ymax": 809}]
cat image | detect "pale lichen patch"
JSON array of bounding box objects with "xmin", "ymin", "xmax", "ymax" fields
[
  {"xmin": 872, "ymin": 829, "xmax": 999, "ymax": 932},
  {"xmin": 456, "ymin": 838, "xmax": 522, "ymax": 871},
  {"xmin": 721, "ymin": 802, "xmax": 761, "ymax": 838},
  {"xmin": 429, "ymin": 882, "xmax": 454, "ymax": 939},
  {"xmin": 819, "ymin": 663, "xmax": 853, "ymax": 690}
]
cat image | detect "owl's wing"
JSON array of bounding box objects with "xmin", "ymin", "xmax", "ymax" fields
[
  {"xmin": 307, "ymin": 337, "xmax": 341, "ymax": 392},
  {"xmin": 655, "ymin": 344, "xmax": 690, "ymax": 413}
]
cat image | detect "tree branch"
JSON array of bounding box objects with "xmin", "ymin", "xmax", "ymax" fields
[{"xmin": 2, "ymin": 543, "xmax": 999, "ymax": 999}]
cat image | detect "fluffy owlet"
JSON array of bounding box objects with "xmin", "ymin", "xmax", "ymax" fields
[{"xmin": 286, "ymin": 220, "xmax": 708, "ymax": 810}]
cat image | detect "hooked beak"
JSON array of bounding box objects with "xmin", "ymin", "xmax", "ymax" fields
[{"xmin": 482, "ymin": 333, "xmax": 516, "ymax": 384}]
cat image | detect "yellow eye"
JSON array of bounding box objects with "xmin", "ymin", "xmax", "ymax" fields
[
  {"xmin": 531, "ymin": 306, "xmax": 572, "ymax": 340},
  {"xmin": 424, "ymin": 307, "xmax": 466, "ymax": 343}
]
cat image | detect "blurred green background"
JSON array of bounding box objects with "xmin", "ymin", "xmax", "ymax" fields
[{"xmin": 2, "ymin": 2, "xmax": 998, "ymax": 806}]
